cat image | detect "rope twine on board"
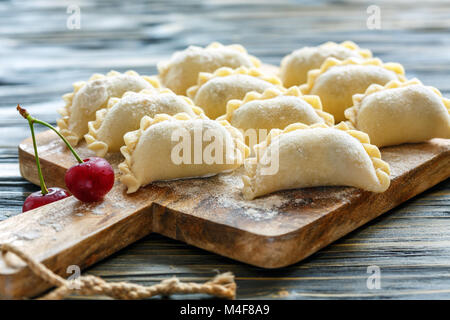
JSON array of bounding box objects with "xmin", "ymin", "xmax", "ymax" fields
[{"xmin": 0, "ymin": 243, "xmax": 236, "ymax": 300}]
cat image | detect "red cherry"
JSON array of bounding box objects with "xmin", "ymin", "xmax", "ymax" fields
[
  {"xmin": 65, "ymin": 157, "xmax": 114, "ymax": 202},
  {"xmin": 22, "ymin": 187, "xmax": 70, "ymax": 212}
]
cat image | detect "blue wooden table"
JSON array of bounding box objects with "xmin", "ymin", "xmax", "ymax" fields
[{"xmin": 0, "ymin": 0, "xmax": 449, "ymax": 299}]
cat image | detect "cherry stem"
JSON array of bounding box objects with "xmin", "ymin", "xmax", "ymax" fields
[
  {"xmin": 28, "ymin": 119, "xmax": 49, "ymax": 195},
  {"xmin": 17, "ymin": 105, "xmax": 84, "ymax": 164}
]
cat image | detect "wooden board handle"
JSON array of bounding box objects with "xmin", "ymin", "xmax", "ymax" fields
[{"xmin": 0, "ymin": 190, "xmax": 155, "ymax": 298}]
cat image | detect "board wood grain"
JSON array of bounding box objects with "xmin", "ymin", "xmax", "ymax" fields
[{"xmin": 0, "ymin": 128, "xmax": 448, "ymax": 298}]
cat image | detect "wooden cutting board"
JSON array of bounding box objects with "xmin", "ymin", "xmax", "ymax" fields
[{"xmin": 0, "ymin": 128, "xmax": 449, "ymax": 298}]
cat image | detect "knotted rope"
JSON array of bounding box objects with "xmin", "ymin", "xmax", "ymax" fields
[{"xmin": 0, "ymin": 243, "xmax": 236, "ymax": 300}]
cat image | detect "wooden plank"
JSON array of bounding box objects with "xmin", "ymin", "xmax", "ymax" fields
[{"xmin": 0, "ymin": 128, "xmax": 448, "ymax": 298}]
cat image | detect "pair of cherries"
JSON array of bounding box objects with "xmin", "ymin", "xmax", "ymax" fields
[{"xmin": 18, "ymin": 105, "xmax": 115, "ymax": 212}]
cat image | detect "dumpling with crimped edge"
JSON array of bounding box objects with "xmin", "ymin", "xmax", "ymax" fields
[
  {"xmin": 280, "ymin": 41, "xmax": 372, "ymax": 87},
  {"xmin": 242, "ymin": 122, "xmax": 390, "ymax": 200},
  {"xmin": 218, "ymin": 87, "xmax": 334, "ymax": 150},
  {"xmin": 345, "ymin": 79, "xmax": 450, "ymax": 147},
  {"xmin": 158, "ymin": 42, "xmax": 261, "ymax": 95},
  {"xmin": 84, "ymin": 88, "xmax": 205, "ymax": 157},
  {"xmin": 119, "ymin": 113, "xmax": 249, "ymax": 193},
  {"xmin": 299, "ymin": 57, "xmax": 406, "ymax": 122},
  {"xmin": 186, "ymin": 66, "xmax": 283, "ymax": 119},
  {"xmin": 57, "ymin": 70, "xmax": 160, "ymax": 146}
]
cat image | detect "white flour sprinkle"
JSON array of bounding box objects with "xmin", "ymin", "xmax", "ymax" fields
[
  {"xmin": 91, "ymin": 202, "xmax": 106, "ymax": 215},
  {"xmin": 156, "ymin": 169, "xmax": 289, "ymax": 221},
  {"xmin": 241, "ymin": 208, "xmax": 278, "ymax": 221},
  {"xmin": 13, "ymin": 229, "xmax": 40, "ymax": 241}
]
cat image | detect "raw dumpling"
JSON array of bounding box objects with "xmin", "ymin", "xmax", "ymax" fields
[
  {"xmin": 242, "ymin": 122, "xmax": 390, "ymax": 200},
  {"xmin": 158, "ymin": 42, "xmax": 260, "ymax": 95},
  {"xmin": 345, "ymin": 79, "xmax": 450, "ymax": 147},
  {"xmin": 300, "ymin": 57, "xmax": 406, "ymax": 122},
  {"xmin": 84, "ymin": 88, "xmax": 204, "ymax": 157},
  {"xmin": 218, "ymin": 87, "xmax": 334, "ymax": 150},
  {"xmin": 187, "ymin": 67, "xmax": 282, "ymax": 119},
  {"xmin": 119, "ymin": 113, "xmax": 249, "ymax": 193},
  {"xmin": 57, "ymin": 70, "xmax": 160, "ymax": 146},
  {"xmin": 280, "ymin": 41, "xmax": 372, "ymax": 87}
]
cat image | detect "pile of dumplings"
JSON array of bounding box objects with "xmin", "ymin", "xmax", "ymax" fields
[{"xmin": 57, "ymin": 41, "xmax": 450, "ymax": 200}]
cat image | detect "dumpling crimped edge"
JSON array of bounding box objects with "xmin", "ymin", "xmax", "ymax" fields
[
  {"xmin": 345, "ymin": 78, "xmax": 450, "ymax": 126},
  {"xmin": 56, "ymin": 70, "xmax": 160, "ymax": 146},
  {"xmin": 218, "ymin": 86, "xmax": 334, "ymax": 126},
  {"xmin": 84, "ymin": 88, "xmax": 204, "ymax": 157},
  {"xmin": 299, "ymin": 57, "xmax": 406, "ymax": 95},
  {"xmin": 118, "ymin": 112, "xmax": 250, "ymax": 193},
  {"xmin": 241, "ymin": 122, "xmax": 391, "ymax": 200},
  {"xmin": 280, "ymin": 40, "xmax": 373, "ymax": 69},
  {"xmin": 186, "ymin": 66, "xmax": 283, "ymax": 100},
  {"xmin": 321, "ymin": 40, "xmax": 373, "ymax": 59},
  {"xmin": 157, "ymin": 42, "xmax": 261, "ymax": 78}
]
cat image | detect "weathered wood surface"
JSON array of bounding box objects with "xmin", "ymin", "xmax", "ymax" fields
[{"xmin": 0, "ymin": 0, "xmax": 450, "ymax": 299}]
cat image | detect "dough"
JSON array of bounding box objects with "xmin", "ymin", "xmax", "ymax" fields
[
  {"xmin": 119, "ymin": 113, "xmax": 249, "ymax": 193},
  {"xmin": 218, "ymin": 86, "xmax": 334, "ymax": 150},
  {"xmin": 84, "ymin": 88, "xmax": 204, "ymax": 156},
  {"xmin": 158, "ymin": 42, "xmax": 260, "ymax": 95},
  {"xmin": 57, "ymin": 70, "xmax": 159, "ymax": 146},
  {"xmin": 299, "ymin": 57, "xmax": 406, "ymax": 122},
  {"xmin": 280, "ymin": 41, "xmax": 372, "ymax": 87},
  {"xmin": 345, "ymin": 79, "xmax": 450, "ymax": 147},
  {"xmin": 242, "ymin": 122, "xmax": 390, "ymax": 200},
  {"xmin": 187, "ymin": 67, "xmax": 282, "ymax": 119}
]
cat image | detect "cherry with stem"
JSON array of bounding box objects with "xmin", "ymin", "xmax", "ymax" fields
[
  {"xmin": 18, "ymin": 106, "xmax": 70, "ymax": 212},
  {"xmin": 17, "ymin": 105, "xmax": 115, "ymax": 205}
]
